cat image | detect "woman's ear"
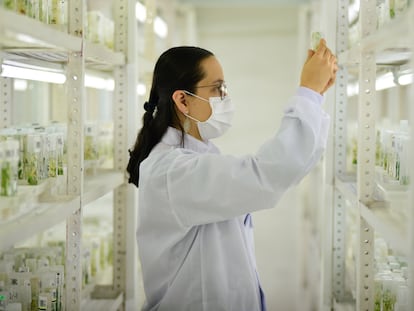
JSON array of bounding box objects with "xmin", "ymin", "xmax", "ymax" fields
[{"xmin": 172, "ymin": 90, "xmax": 189, "ymax": 114}]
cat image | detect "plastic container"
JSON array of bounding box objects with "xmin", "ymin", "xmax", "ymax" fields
[
  {"xmin": 3, "ymin": 0, "xmax": 17, "ymax": 11},
  {"xmin": 390, "ymin": 0, "xmax": 409, "ymax": 19},
  {"xmin": 27, "ymin": 0, "xmax": 39, "ymax": 19},
  {"xmin": 377, "ymin": 0, "xmax": 391, "ymax": 28},
  {"xmin": 46, "ymin": 133, "xmax": 57, "ymax": 178},
  {"xmin": 24, "ymin": 133, "xmax": 42, "ymax": 185},
  {"xmin": 47, "ymin": 0, "xmax": 67, "ymax": 31},
  {"xmin": 310, "ymin": 31, "xmax": 325, "ymax": 51},
  {"xmin": 97, "ymin": 123, "xmax": 114, "ymax": 167},
  {"xmin": 87, "ymin": 11, "xmax": 105, "ymax": 44},
  {"xmin": 39, "ymin": 0, "xmax": 48, "ymax": 23},
  {"xmin": 15, "ymin": 0, "xmax": 27, "ymax": 15},
  {"xmin": 49, "ymin": 122, "xmax": 67, "ymax": 176},
  {"xmin": 0, "ymin": 280, "xmax": 8, "ymax": 311},
  {"xmin": 84, "ymin": 123, "xmax": 99, "ymax": 173},
  {"xmin": 0, "ymin": 140, "xmax": 19, "ymax": 197},
  {"xmin": 104, "ymin": 19, "xmax": 114, "ymax": 49},
  {"xmin": 33, "ymin": 127, "xmax": 48, "ymax": 181},
  {"xmin": 8, "ymin": 273, "xmax": 31, "ymax": 311}
]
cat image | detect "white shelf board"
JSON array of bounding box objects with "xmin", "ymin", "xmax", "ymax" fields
[
  {"xmin": 82, "ymin": 266, "xmax": 113, "ymax": 300},
  {"xmin": 333, "ymin": 299, "xmax": 355, "ymax": 311},
  {"xmin": 335, "ymin": 175, "xmax": 358, "ymax": 206},
  {"xmin": 359, "ymin": 202, "xmax": 407, "ymax": 255},
  {"xmin": 338, "ymin": 5, "xmax": 414, "ymax": 66},
  {"xmin": 335, "ymin": 176, "xmax": 408, "ymax": 254},
  {"xmin": 81, "ymin": 292, "xmax": 123, "ymax": 311},
  {"xmin": 0, "ymin": 170, "xmax": 123, "ymax": 251},
  {"xmin": 375, "ymin": 179, "xmax": 409, "ymax": 203},
  {"xmin": 85, "ymin": 42, "xmax": 125, "ymax": 71},
  {"xmin": 0, "ymin": 9, "xmax": 125, "ymax": 70},
  {"xmin": 0, "ymin": 195, "xmax": 80, "ymax": 251},
  {"xmin": 83, "ymin": 170, "xmax": 124, "ymax": 206},
  {"xmin": 0, "ymin": 8, "xmax": 81, "ymax": 52}
]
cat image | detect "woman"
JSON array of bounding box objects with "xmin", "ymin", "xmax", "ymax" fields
[{"xmin": 127, "ymin": 41, "xmax": 337, "ymax": 311}]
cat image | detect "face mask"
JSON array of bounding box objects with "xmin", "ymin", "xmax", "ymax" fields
[{"xmin": 184, "ymin": 91, "xmax": 235, "ymax": 141}]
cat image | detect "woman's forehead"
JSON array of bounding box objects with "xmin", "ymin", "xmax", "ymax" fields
[{"xmin": 200, "ymin": 56, "xmax": 224, "ymax": 83}]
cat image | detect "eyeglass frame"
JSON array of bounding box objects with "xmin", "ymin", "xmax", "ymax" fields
[{"xmin": 193, "ymin": 81, "xmax": 228, "ymax": 100}]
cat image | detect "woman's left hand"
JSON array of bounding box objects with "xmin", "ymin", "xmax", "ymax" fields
[{"xmin": 303, "ymin": 42, "xmax": 338, "ymax": 95}]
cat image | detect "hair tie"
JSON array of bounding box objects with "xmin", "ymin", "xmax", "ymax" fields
[
  {"xmin": 143, "ymin": 101, "xmax": 157, "ymax": 113},
  {"xmin": 128, "ymin": 149, "xmax": 135, "ymax": 158}
]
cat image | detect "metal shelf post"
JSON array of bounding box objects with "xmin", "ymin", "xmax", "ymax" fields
[
  {"xmin": 356, "ymin": 0, "xmax": 377, "ymax": 310},
  {"xmin": 0, "ymin": 77, "xmax": 12, "ymax": 128},
  {"xmin": 408, "ymin": 17, "xmax": 414, "ymax": 310},
  {"xmin": 65, "ymin": 0, "xmax": 85, "ymax": 310},
  {"xmin": 332, "ymin": 0, "xmax": 350, "ymax": 303},
  {"xmin": 111, "ymin": 0, "xmax": 138, "ymax": 309}
]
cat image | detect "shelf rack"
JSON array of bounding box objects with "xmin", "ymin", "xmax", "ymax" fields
[
  {"xmin": 335, "ymin": 176, "xmax": 407, "ymax": 255},
  {"xmin": 0, "ymin": 8, "xmax": 125, "ymax": 71},
  {"xmin": 320, "ymin": 1, "xmax": 414, "ymax": 310},
  {"xmin": 0, "ymin": 0, "xmax": 137, "ymax": 309}
]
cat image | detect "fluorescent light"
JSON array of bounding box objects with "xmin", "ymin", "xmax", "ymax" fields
[
  {"xmin": 135, "ymin": 2, "xmax": 168, "ymax": 38},
  {"xmin": 154, "ymin": 16, "xmax": 168, "ymax": 38},
  {"xmin": 347, "ymin": 72, "xmax": 412, "ymax": 96},
  {"xmin": 137, "ymin": 83, "xmax": 146, "ymax": 96},
  {"xmin": 13, "ymin": 79, "xmax": 28, "ymax": 91},
  {"xmin": 376, "ymin": 72, "xmax": 395, "ymax": 91},
  {"xmin": 347, "ymin": 82, "xmax": 359, "ymax": 97},
  {"xmin": 136, "ymin": 2, "xmax": 147, "ymax": 23},
  {"xmin": 348, "ymin": 0, "xmax": 360, "ymax": 24},
  {"xmin": 85, "ymin": 74, "xmax": 114, "ymax": 91},
  {"xmin": 15, "ymin": 33, "xmax": 48, "ymax": 46},
  {"xmin": 398, "ymin": 73, "xmax": 413, "ymax": 85},
  {"xmin": 1, "ymin": 64, "xmax": 66, "ymax": 84}
]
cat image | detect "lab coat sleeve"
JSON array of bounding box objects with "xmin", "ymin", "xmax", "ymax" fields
[{"xmin": 165, "ymin": 87, "xmax": 330, "ymax": 227}]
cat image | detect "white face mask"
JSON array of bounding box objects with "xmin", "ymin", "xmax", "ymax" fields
[{"xmin": 184, "ymin": 91, "xmax": 235, "ymax": 141}]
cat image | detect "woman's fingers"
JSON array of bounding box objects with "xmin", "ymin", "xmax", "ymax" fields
[
  {"xmin": 306, "ymin": 49, "xmax": 315, "ymax": 62},
  {"xmin": 300, "ymin": 39, "xmax": 339, "ymax": 94},
  {"xmin": 315, "ymin": 39, "xmax": 327, "ymax": 55}
]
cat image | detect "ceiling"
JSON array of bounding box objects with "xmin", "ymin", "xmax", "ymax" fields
[{"xmin": 176, "ymin": 0, "xmax": 310, "ymax": 6}]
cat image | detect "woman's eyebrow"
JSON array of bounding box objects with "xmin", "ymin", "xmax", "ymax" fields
[{"xmin": 211, "ymin": 79, "xmax": 224, "ymax": 84}]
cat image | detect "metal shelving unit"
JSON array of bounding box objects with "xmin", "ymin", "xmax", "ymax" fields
[
  {"xmin": 0, "ymin": 0, "xmax": 136, "ymax": 309},
  {"xmin": 319, "ymin": 1, "xmax": 414, "ymax": 310}
]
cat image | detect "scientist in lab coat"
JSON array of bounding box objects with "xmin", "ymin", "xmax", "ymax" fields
[{"xmin": 127, "ymin": 40, "xmax": 337, "ymax": 311}]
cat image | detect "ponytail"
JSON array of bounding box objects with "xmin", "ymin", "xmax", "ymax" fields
[
  {"xmin": 126, "ymin": 46, "xmax": 214, "ymax": 187},
  {"xmin": 127, "ymin": 90, "xmax": 177, "ymax": 187}
]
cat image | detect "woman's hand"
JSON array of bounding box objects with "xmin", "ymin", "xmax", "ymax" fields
[{"xmin": 300, "ymin": 39, "xmax": 338, "ymax": 94}]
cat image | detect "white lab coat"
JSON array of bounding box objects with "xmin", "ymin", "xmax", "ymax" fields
[{"xmin": 137, "ymin": 87, "xmax": 330, "ymax": 311}]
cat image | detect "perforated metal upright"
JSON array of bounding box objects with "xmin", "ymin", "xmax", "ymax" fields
[
  {"xmin": 0, "ymin": 77, "xmax": 12, "ymax": 128},
  {"xmin": 332, "ymin": 0, "xmax": 349, "ymax": 303},
  {"xmin": 112, "ymin": 0, "xmax": 138, "ymax": 308},
  {"xmin": 65, "ymin": 0, "xmax": 85, "ymax": 310},
  {"xmin": 356, "ymin": 0, "xmax": 377, "ymax": 310},
  {"xmin": 408, "ymin": 13, "xmax": 414, "ymax": 310}
]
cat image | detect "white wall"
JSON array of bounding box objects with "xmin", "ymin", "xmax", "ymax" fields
[{"xmin": 195, "ymin": 6, "xmax": 309, "ymax": 310}]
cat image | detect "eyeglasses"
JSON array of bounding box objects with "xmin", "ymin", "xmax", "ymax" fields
[{"xmin": 194, "ymin": 81, "xmax": 228, "ymax": 100}]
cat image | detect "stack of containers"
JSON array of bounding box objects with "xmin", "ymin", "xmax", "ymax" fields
[
  {"xmin": 0, "ymin": 247, "xmax": 65, "ymax": 311},
  {"xmin": 348, "ymin": 0, "xmax": 410, "ymax": 48},
  {"xmin": 374, "ymin": 238, "xmax": 409, "ymax": 311},
  {"xmin": 377, "ymin": 120, "xmax": 410, "ymax": 187},
  {"xmin": 2, "ymin": 0, "xmax": 68, "ymax": 31},
  {"xmin": 0, "ymin": 123, "xmax": 67, "ymax": 224}
]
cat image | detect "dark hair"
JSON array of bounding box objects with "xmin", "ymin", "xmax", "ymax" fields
[{"xmin": 127, "ymin": 46, "xmax": 214, "ymax": 187}]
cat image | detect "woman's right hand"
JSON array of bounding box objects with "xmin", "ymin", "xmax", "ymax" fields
[{"xmin": 300, "ymin": 39, "xmax": 338, "ymax": 94}]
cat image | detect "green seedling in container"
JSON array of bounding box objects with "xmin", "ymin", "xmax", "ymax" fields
[
  {"xmin": 4, "ymin": 0, "xmax": 16, "ymax": 10},
  {"xmin": 25, "ymin": 155, "xmax": 39, "ymax": 185},
  {"xmin": 1, "ymin": 162, "xmax": 11, "ymax": 196},
  {"xmin": 311, "ymin": 31, "xmax": 324, "ymax": 51}
]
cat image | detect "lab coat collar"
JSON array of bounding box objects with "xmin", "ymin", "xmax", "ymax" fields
[{"xmin": 161, "ymin": 127, "xmax": 220, "ymax": 154}]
